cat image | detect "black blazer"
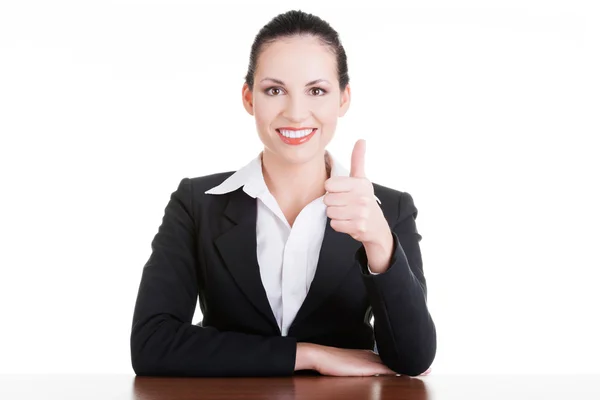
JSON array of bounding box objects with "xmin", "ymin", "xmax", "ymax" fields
[{"xmin": 130, "ymin": 173, "xmax": 436, "ymax": 377}]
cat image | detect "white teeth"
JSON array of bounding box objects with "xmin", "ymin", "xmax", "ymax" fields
[{"xmin": 278, "ymin": 128, "xmax": 314, "ymax": 138}]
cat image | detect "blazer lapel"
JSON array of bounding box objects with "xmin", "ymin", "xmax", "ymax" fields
[
  {"xmin": 290, "ymin": 216, "xmax": 361, "ymax": 330},
  {"xmin": 213, "ymin": 188, "xmax": 363, "ymax": 335},
  {"xmin": 213, "ymin": 188, "xmax": 281, "ymax": 334}
]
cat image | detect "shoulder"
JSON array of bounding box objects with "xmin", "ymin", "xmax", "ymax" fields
[
  {"xmin": 167, "ymin": 172, "xmax": 238, "ymax": 223},
  {"xmin": 372, "ymin": 181, "xmax": 419, "ymax": 226},
  {"xmin": 168, "ymin": 171, "xmax": 236, "ymax": 206},
  {"xmin": 188, "ymin": 171, "xmax": 236, "ymax": 194},
  {"xmin": 172, "ymin": 171, "xmax": 235, "ymax": 193}
]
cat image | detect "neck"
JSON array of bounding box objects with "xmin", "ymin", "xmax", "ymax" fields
[{"xmin": 261, "ymin": 149, "xmax": 331, "ymax": 206}]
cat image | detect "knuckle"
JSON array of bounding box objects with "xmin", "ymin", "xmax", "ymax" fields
[{"xmin": 358, "ymin": 221, "xmax": 367, "ymax": 232}]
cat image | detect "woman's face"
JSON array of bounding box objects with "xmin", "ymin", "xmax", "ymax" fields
[{"xmin": 242, "ymin": 35, "xmax": 351, "ymax": 166}]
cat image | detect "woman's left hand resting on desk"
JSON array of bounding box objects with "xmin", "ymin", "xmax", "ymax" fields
[
  {"xmin": 296, "ymin": 343, "xmax": 396, "ymax": 376},
  {"xmin": 296, "ymin": 343, "xmax": 432, "ymax": 376},
  {"xmin": 324, "ymin": 139, "xmax": 394, "ymax": 273}
]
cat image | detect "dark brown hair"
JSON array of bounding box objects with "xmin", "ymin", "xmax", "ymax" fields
[{"xmin": 244, "ymin": 9, "xmax": 350, "ymax": 92}]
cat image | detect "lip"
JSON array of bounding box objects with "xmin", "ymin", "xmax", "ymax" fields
[
  {"xmin": 276, "ymin": 127, "xmax": 318, "ymax": 145},
  {"xmin": 277, "ymin": 127, "xmax": 317, "ymax": 131}
]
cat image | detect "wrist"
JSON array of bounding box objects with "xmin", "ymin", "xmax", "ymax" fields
[
  {"xmin": 295, "ymin": 342, "xmax": 318, "ymax": 371},
  {"xmin": 363, "ymin": 230, "xmax": 394, "ymax": 273}
]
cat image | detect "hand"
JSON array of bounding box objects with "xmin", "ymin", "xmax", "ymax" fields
[
  {"xmin": 324, "ymin": 139, "xmax": 391, "ymax": 246},
  {"xmin": 309, "ymin": 344, "xmax": 397, "ymax": 377}
]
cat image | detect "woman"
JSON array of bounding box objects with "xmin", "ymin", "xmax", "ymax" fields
[{"xmin": 130, "ymin": 9, "xmax": 436, "ymax": 377}]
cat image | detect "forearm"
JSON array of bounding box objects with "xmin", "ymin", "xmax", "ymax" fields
[
  {"xmin": 131, "ymin": 315, "xmax": 298, "ymax": 377},
  {"xmin": 359, "ymin": 231, "xmax": 436, "ymax": 375}
]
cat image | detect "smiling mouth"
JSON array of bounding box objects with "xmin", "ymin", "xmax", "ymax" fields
[{"xmin": 276, "ymin": 128, "xmax": 318, "ymax": 145}]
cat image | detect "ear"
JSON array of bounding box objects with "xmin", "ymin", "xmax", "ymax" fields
[
  {"xmin": 338, "ymin": 84, "xmax": 351, "ymax": 117},
  {"xmin": 242, "ymin": 83, "xmax": 254, "ymax": 116}
]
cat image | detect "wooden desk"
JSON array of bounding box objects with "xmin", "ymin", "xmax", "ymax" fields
[{"xmin": 1, "ymin": 374, "xmax": 599, "ymax": 399}]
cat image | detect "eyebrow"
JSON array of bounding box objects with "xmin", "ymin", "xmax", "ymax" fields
[{"xmin": 260, "ymin": 78, "xmax": 330, "ymax": 86}]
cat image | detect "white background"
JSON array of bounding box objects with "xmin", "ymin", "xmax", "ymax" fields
[{"xmin": 0, "ymin": 0, "xmax": 598, "ymax": 374}]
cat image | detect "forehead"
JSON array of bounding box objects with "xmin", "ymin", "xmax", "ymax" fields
[{"xmin": 256, "ymin": 35, "xmax": 337, "ymax": 82}]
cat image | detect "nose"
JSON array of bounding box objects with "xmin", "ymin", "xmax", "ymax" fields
[{"xmin": 281, "ymin": 95, "xmax": 311, "ymax": 123}]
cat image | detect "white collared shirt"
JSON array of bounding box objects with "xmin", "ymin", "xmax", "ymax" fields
[{"xmin": 205, "ymin": 150, "xmax": 381, "ymax": 336}]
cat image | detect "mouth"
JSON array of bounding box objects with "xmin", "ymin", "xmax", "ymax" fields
[{"xmin": 276, "ymin": 128, "xmax": 318, "ymax": 146}]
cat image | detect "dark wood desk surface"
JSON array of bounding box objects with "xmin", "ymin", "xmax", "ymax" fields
[{"xmin": 1, "ymin": 374, "xmax": 599, "ymax": 399}]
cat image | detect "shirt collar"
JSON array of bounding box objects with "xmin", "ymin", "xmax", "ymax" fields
[{"xmin": 204, "ymin": 150, "xmax": 381, "ymax": 204}]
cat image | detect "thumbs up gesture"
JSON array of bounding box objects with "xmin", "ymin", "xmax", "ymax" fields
[{"xmin": 324, "ymin": 140, "xmax": 393, "ymax": 257}]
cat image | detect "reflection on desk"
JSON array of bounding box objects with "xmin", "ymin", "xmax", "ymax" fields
[{"xmin": 133, "ymin": 374, "xmax": 428, "ymax": 400}]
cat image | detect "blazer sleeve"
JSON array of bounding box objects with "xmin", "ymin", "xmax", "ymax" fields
[
  {"xmin": 356, "ymin": 191, "xmax": 437, "ymax": 376},
  {"xmin": 130, "ymin": 178, "xmax": 298, "ymax": 377}
]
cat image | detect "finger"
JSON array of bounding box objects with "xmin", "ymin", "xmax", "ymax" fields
[
  {"xmin": 324, "ymin": 176, "xmax": 354, "ymax": 193},
  {"xmin": 350, "ymin": 139, "xmax": 366, "ymax": 178},
  {"xmin": 326, "ymin": 205, "xmax": 353, "ymax": 221},
  {"xmin": 323, "ymin": 192, "xmax": 350, "ymax": 206},
  {"xmin": 373, "ymin": 366, "xmax": 397, "ymax": 376}
]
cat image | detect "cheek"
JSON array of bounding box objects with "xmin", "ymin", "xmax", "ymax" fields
[
  {"xmin": 253, "ymin": 98, "xmax": 279, "ymax": 127},
  {"xmin": 316, "ymin": 99, "xmax": 340, "ymax": 127}
]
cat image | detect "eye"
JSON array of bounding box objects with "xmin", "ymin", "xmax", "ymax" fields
[
  {"xmin": 264, "ymin": 87, "xmax": 284, "ymax": 96},
  {"xmin": 310, "ymin": 87, "xmax": 328, "ymax": 96}
]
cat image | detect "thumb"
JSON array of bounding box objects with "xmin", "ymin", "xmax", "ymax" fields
[{"xmin": 350, "ymin": 139, "xmax": 367, "ymax": 178}]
